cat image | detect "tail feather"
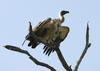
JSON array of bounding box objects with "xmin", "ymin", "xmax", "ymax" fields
[{"xmin": 27, "ymin": 35, "xmax": 39, "ymax": 48}]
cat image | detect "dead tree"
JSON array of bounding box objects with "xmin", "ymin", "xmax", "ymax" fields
[{"xmin": 3, "ymin": 23, "xmax": 91, "ymax": 71}]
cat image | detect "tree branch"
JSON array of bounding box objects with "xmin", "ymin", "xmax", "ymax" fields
[
  {"xmin": 74, "ymin": 24, "xmax": 91, "ymax": 71},
  {"xmin": 55, "ymin": 48, "xmax": 72, "ymax": 71},
  {"xmin": 3, "ymin": 45, "xmax": 56, "ymax": 71},
  {"xmin": 2, "ymin": 23, "xmax": 91, "ymax": 71}
]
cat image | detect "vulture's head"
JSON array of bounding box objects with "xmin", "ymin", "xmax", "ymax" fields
[{"xmin": 60, "ymin": 10, "xmax": 69, "ymax": 16}]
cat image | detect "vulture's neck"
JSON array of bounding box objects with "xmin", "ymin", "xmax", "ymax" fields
[{"xmin": 59, "ymin": 14, "xmax": 64, "ymax": 23}]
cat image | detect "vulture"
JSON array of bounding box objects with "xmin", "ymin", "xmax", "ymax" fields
[{"xmin": 23, "ymin": 10, "xmax": 70, "ymax": 56}]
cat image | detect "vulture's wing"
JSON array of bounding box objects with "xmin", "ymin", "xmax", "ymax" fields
[
  {"xmin": 26, "ymin": 34, "xmax": 39, "ymax": 48},
  {"xmin": 43, "ymin": 26, "xmax": 70, "ymax": 56},
  {"xmin": 38, "ymin": 18, "xmax": 51, "ymax": 28},
  {"xmin": 24, "ymin": 22, "xmax": 40, "ymax": 49},
  {"xmin": 33, "ymin": 17, "xmax": 58, "ymax": 45},
  {"xmin": 59, "ymin": 26, "xmax": 70, "ymax": 41},
  {"xmin": 34, "ymin": 18, "xmax": 52, "ymax": 37},
  {"xmin": 25, "ymin": 18, "xmax": 52, "ymax": 49}
]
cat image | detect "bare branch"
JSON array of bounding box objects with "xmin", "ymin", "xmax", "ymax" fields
[
  {"xmin": 56, "ymin": 48, "xmax": 72, "ymax": 71},
  {"xmin": 74, "ymin": 24, "xmax": 91, "ymax": 71},
  {"xmin": 2, "ymin": 23, "xmax": 91, "ymax": 71},
  {"xmin": 3, "ymin": 45, "xmax": 56, "ymax": 71}
]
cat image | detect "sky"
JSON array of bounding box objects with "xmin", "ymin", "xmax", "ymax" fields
[{"xmin": 0, "ymin": 0, "xmax": 99, "ymax": 71}]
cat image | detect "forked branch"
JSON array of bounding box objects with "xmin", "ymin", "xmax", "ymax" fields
[
  {"xmin": 74, "ymin": 24, "xmax": 91, "ymax": 71},
  {"xmin": 55, "ymin": 24, "xmax": 91, "ymax": 71},
  {"xmin": 2, "ymin": 23, "xmax": 91, "ymax": 71}
]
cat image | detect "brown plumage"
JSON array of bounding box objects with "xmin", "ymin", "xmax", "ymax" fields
[{"xmin": 23, "ymin": 10, "xmax": 70, "ymax": 56}]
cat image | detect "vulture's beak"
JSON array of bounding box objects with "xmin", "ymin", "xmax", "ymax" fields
[{"xmin": 61, "ymin": 10, "xmax": 69, "ymax": 15}]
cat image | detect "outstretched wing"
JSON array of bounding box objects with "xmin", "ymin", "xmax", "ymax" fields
[
  {"xmin": 33, "ymin": 17, "xmax": 59, "ymax": 45},
  {"xmin": 58, "ymin": 26, "xmax": 70, "ymax": 41},
  {"xmin": 24, "ymin": 22, "xmax": 40, "ymax": 49},
  {"xmin": 25, "ymin": 18, "xmax": 52, "ymax": 49},
  {"xmin": 43, "ymin": 26, "xmax": 70, "ymax": 56},
  {"xmin": 37, "ymin": 18, "xmax": 52, "ymax": 29},
  {"xmin": 34, "ymin": 18, "xmax": 52, "ymax": 37}
]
